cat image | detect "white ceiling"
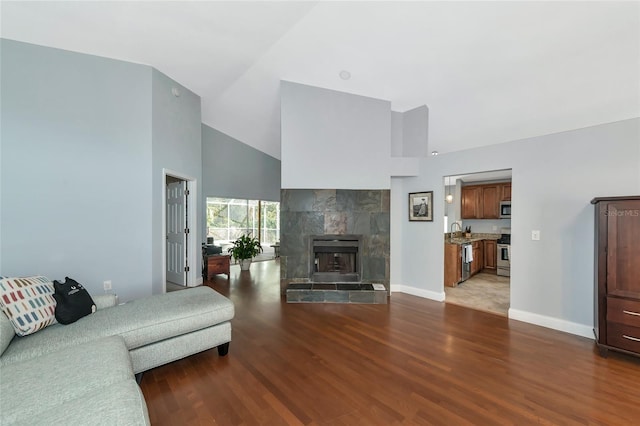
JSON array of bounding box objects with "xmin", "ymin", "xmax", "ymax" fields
[{"xmin": 2, "ymin": 1, "xmax": 639, "ymax": 160}]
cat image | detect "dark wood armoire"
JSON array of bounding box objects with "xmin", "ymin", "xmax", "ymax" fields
[{"xmin": 592, "ymin": 196, "xmax": 640, "ymax": 357}]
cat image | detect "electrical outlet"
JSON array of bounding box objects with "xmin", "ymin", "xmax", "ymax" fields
[
  {"xmin": 103, "ymin": 280, "xmax": 112, "ymax": 291},
  {"xmin": 531, "ymin": 230, "xmax": 540, "ymax": 241}
]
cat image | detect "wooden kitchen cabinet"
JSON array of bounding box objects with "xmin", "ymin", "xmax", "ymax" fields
[
  {"xmin": 471, "ymin": 241, "xmax": 483, "ymax": 277},
  {"xmin": 483, "ymin": 239, "xmax": 497, "ymax": 272},
  {"xmin": 500, "ymin": 183, "xmax": 512, "ymax": 201},
  {"xmin": 481, "ymin": 185, "xmax": 500, "ymax": 219},
  {"xmin": 592, "ymin": 196, "xmax": 640, "ymax": 358},
  {"xmin": 444, "ymin": 243, "xmax": 461, "ymax": 287},
  {"xmin": 461, "ymin": 186, "xmax": 481, "ymax": 219},
  {"xmin": 461, "ymin": 182, "xmax": 509, "ymax": 219}
]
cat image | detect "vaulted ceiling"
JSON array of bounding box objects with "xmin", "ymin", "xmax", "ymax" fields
[{"xmin": 2, "ymin": 1, "xmax": 638, "ymax": 159}]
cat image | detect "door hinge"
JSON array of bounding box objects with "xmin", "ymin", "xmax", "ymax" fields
[
  {"xmin": 184, "ymin": 228, "xmax": 190, "ymax": 234},
  {"xmin": 184, "ymin": 266, "xmax": 190, "ymax": 272},
  {"xmin": 185, "ymin": 189, "xmax": 190, "ymax": 196}
]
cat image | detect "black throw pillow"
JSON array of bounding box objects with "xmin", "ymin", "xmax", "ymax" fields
[{"xmin": 53, "ymin": 277, "xmax": 96, "ymax": 325}]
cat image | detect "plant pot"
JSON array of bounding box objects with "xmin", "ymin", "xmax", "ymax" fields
[{"xmin": 239, "ymin": 259, "xmax": 252, "ymax": 271}]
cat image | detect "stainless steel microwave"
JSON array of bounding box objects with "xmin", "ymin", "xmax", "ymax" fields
[{"xmin": 500, "ymin": 201, "xmax": 511, "ymax": 218}]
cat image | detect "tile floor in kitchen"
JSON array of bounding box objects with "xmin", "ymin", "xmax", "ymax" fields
[{"xmin": 444, "ymin": 272, "xmax": 510, "ymax": 316}]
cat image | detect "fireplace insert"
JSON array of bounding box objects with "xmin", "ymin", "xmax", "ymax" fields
[{"xmin": 310, "ymin": 234, "xmax": 362, "ymax": 282}]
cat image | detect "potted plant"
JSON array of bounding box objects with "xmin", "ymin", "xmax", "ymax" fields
[{"xmin": 227, "ymin": 234, "xmax": 263, "ymax": 271}]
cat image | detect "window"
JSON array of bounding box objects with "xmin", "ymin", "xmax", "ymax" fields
[
  {"xmin": 206, "ymin": 198, "xmax": 280, "ymax": 245},
  {"xmin": 260, "ymin": 201, "xmax": 280, "ymax": 245}
]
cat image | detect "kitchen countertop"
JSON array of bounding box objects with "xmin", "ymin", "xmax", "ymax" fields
[{"xmin": 444, "ymin": 233, "xmax": 500, "ymax": 245}]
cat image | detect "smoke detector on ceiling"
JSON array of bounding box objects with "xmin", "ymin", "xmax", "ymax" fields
[{"xmin": 339, "ymin": 70, "xmax": 351, "ymax": 80}]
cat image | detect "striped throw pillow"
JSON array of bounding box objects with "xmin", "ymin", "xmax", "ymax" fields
[{"xmin": 0, "ymin": 276, "xmax": 57, "ymax": 336}]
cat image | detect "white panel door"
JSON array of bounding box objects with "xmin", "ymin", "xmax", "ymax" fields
[{"xmin": 166, "ymin": 181, "xmax": 187, "ymax": 286}]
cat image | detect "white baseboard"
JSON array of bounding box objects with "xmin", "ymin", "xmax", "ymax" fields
[
  {"xmin": 391, "ymin": 287, "xmax": 593, "ymax": 340},
  {"xmin": 391, "ymin": 285, "xmax": 445, "ymax": 302},
  {"xmin": 508, "ymin": 308, "xmax": 594, "ymax": 339},
  {"xmin": 194, "ymin": 276, "xmax": 203, "ymax": 287}
]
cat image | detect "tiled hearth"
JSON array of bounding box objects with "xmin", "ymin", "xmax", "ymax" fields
[{"xmin": 286, "ymin": 282, "xmax": 388, "ymax": 304}]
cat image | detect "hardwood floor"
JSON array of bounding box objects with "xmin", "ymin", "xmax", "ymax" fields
[{"xmin": 141, "ymin": 260, "xmax": 640, "ymax": 425}]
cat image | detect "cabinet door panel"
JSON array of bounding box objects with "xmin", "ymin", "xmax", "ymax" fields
[
  {"xmin": 501, "ymin": 183, "xmax": 512, "ymax": 201},
  {"xmin": 484, "ymin": 240, "xmax": 497, "ymax": 269},
  {"xmin": 472, "ymin": 241, "xmax": 481, "ymax": 275},
  {"xmin": 461, "ymin": 187, "xmax": 480, "ymax": 219},
  {"xmin": 606, "ymin": 201, "xmax": 640, "ymax": 299},
  {"xmin": 481, "ymin": 186, "xmax": 499, "ymax": 219},
  {"xmin": 444, "ymin": 243, "xmax": 461, "ymax": 287}
]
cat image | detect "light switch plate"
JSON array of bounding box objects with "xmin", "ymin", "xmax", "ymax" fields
[{"xmin": 531, "ymin": 230, "xmax": 540, "ymax": 241}]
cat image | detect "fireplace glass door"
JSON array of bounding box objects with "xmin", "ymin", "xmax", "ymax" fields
[
  {"xmin": 315, "ymin": 251, "xmax": 357, "ymax": 274},
  {"xmin": 310, "ymin": 235, "xmax": 361, "ymax": 282}
]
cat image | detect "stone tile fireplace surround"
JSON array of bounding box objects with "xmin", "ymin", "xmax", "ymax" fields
[{"xmin": 280, "ymin": 189, "xmax": 390, "ymax": 296}]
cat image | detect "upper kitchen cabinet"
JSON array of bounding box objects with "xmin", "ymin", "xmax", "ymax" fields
[
  {"xmin": 461, "ymin": 186, "xmax": 481, "ymax": 219},
  {"xmin": 501, "ymin": 183, "xmax": 511, "ymax": 201},
  {"xmin": 481, "ymin": 185, "xmax": 500, "ymax": 219},
  {"xmin": 461, "ymin": 182, "xmax": 509, "ymax": 219}
]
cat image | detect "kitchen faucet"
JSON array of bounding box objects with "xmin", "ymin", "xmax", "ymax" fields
[{"xmin": 450, "ymin": 222, "xmax": 462, "ymax": 243}]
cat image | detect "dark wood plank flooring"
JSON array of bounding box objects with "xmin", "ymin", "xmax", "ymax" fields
[{"xmin": 140, "ymin": 260, "xmax": 640, "ymax": 425}]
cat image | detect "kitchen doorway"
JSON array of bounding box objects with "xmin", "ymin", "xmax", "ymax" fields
[{"xmin": 443, "ymin": 169, "xmax": 512, "ymax": 316}]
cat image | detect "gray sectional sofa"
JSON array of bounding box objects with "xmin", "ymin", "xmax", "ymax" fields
[{"xmin": 0, "ymin": 286, "xmax": 235, "ymax": 425}]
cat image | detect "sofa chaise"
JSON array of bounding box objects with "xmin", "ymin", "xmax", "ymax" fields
[{"xmin": 0, "ymin": 285, "xmax": 235, "ymax": 425}]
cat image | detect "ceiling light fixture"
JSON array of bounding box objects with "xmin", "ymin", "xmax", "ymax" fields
[
  {"xmin": 339, "ymin": 70, "xmax": 351, "ymax": 80},
  {"xmin": 431, "ymin": 151, "xmax": 439, "ymax": 156},
  {"xmin": 446, "ymin": 176, "xmax": 454, "ymax": 204}
]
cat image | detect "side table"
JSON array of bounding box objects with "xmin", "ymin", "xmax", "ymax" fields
[{"xmin": 204, "ymin": 254, "xmax": 230, "ymax": 279}]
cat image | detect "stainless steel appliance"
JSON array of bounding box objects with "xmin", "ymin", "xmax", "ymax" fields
[
  {"xmin": 497, "ymin": 228, "xmax": 511, "ymax": 277},
  {"xmin": 461, "ymin": 243, "xmax": 472, "ymax": 282},
  {"xmin": 499, "ymin": 201, "xmax": 511, "ymax": 218}
]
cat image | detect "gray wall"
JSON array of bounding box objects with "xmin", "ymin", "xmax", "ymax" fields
[
  {"xmin": 401, "ymin": 105, "xmax": 429, "ymax": 157},
  {"xmin": 391, "ymin": 106, "xmax": 429, "ymax": 158},
  {"xmin": 201, "ymin": 124, "xmax": 281, "ymax": 246},
  {"xmin": 0, "ymin": 39, "xmax": 153, "ymax": 301},
  {"xmin": 202, "ymin": 124, "xmax": 281, "ymax": 202},
  {"xmin": 151, "ymin": 69, "xmax": 202, "ymax": 293},
  {"xmin": 281, "ymin": 81, "xmax": 391, "ymax": 189},
  {"xmin": 390, "ymin": 112, "xmax": 404, "ymax": 156},
  {"xmin": 1, "ymin": 40, "xmax": 204, "ymax": 300},
  {"xmin": 397, "ymin": 118, "xmax": 640, "ymax": 337}
]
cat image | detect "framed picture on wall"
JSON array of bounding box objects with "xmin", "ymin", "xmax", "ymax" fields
[{"xmin": 409, "ymin": 191, "xmax": 433, "ymax": 222}]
